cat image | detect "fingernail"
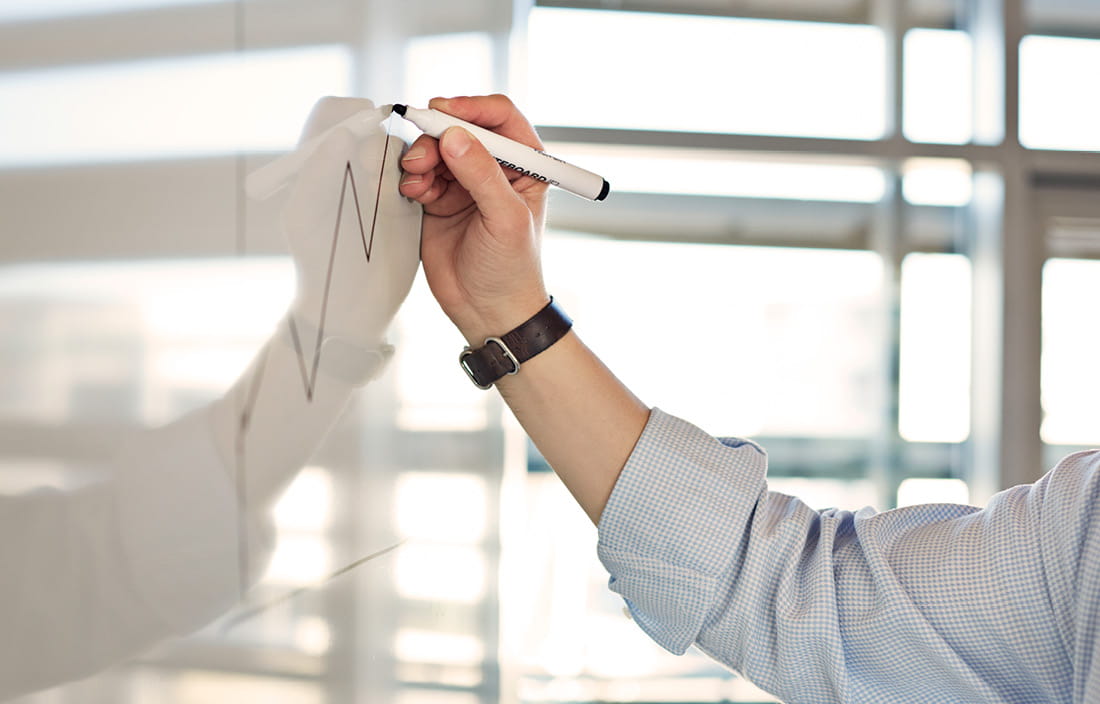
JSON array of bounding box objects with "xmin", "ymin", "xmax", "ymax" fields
[
  {"xmin": 401, "ymin": 146, "xmax": 425, "ymax": 162},
  {"xmin": 400, "ymin": 174, "xmax": 422, "ymax": 187},
  {"xmin": 441, "ymin": 127, "xmax": 471, "ymax": 158}
]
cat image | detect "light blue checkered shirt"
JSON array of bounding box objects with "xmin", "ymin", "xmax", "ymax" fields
[{"xmin": 597, "ymin": 409, "xmax": 1100, "ymax": 703}]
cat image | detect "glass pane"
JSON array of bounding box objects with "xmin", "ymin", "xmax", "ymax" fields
[
  {"xmin": 547, "ymin": 142, "xmax": 886, "ymax": 202},
  {"xmin": 1026, "ymin": 0, "xmax": 1100, "ymax": 35},
  {"xmin": 543, "ymin": 234, "xmax": 887, "ymax": 439},
  {"xmin": 0, "ymin": 0, "xmax": 226, "ymax": 23},
  {"xmin": 527, "ymin": 8, "xmax": 887, "ymax": 140},
  {"xmin": 1042, "ymin": 258, "xmax": 1100, "ymax": 446},
  {"xmin": 898, "ymin": 253, "xmax": 971, "ymax": 443},
  {"xmin": 1020, "ymin": 35, "xmax": 1100, "ymax": 152},
  {"xmin": 0, "ymin": 46, "xmax": 352, "ymax": 167},
  {"xmin": 0, "ymin": 258, "xmax": 293, "ymax": 424},
  {"xmin": 901, "ymin": 158, "xmax": 973, "ymax": 206},
  {"xmin": 0, "ymin": 258, "xmax": 503, "ymax": 703},
  {"xmin": 403, "ymin": 33, "xmax": 495, "ymax": 107},
  {"xmin": 904, "ymin": 29, "xmax": 973, "ymax": 144},
  {"xmin": 510, "ymin": 473, "xmax": 779, "ymax": 703}
]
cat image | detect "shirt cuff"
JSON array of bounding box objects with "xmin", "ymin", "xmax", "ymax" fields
[{"xmin": 596, "ymin": 408, "xmax": 768, "ymax": 655}]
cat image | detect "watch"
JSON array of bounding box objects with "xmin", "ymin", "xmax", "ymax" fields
[{"xmin": 458, "ymin": 298, "xmax": 573, "ymax": 389}]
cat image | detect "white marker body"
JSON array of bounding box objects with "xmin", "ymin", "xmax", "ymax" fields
[{"xmin": 397, "ymin": 106, "xmax": 609, "ymax": 201}]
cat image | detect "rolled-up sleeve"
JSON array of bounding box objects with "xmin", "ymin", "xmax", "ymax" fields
[
  {"xmin": 597, "ymin": 408, "xmax": 1095, "ymax": 703},
  {"xmin": 596, "ymin": 408, "xmax": 768, "ymax": 654}
]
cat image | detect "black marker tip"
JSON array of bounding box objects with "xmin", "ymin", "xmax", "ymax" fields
[{"xmin": 392, "ymin": 104, "xmax": 407, "ymax": 116}]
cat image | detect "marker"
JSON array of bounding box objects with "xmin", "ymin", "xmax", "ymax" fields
[{"xmin": 392, "ymin": 104, "xmax": 610, "ymax": 202}]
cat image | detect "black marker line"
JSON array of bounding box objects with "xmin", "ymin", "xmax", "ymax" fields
[
  {"xmin": 232, "ymin": 122, "xmax": 395, "ymax": 616},
  {"xmin": 285, "ymin": 140, "xmax": 389, "ymax": 401},
  {"xmin": 233, "ymin": 344, "xmax": 270, "ymax": 597},
  {"xmin": 221, "ymin": 539, "xmax": 407, "ymax": 633}
]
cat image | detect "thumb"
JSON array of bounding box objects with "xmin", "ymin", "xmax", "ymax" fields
[{"xmin": 438, "ymin": 126, "xmax": 526, "ymax": 222}]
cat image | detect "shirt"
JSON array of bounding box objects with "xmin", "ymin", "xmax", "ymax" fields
[{"xmin": 597, "ymin": 408, "xmax": 1100, "ymax": 703}]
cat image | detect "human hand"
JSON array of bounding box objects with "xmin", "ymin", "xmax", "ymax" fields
[
  {"xmin": 282, "ymin": 97, "xmax": 422, "ymax": 349},
  {"xmin": 397, "ymin": 94, "xmax": 550, "ymax": 344}
]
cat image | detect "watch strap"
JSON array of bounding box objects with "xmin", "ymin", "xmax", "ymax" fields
[{"xmin": 459, "ymin": 298, "xmax": 573, "ymax": 389}]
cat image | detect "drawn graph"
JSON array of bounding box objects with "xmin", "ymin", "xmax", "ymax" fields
[
  {"xmin": 228, "ymin": 123, "xmax": 404, "ymax": 624},
  {"xmin": 286, "ymin": 156, "xmax": 387, "ymax": 402}
]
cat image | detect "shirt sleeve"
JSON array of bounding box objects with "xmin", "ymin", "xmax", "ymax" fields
[
  {"xmin": 597, "ymin": 408, "xmax": 1097, "ymax": 704},
  {"xmin": 0, "ymin": 408, "xmax": 273, "ymax": 701}
]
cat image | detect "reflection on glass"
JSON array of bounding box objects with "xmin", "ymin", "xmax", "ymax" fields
[
  {"xmin": 1020, "ymin": 36, "xmax": 1100, "ymax": 151},
  {"xmin": 0, "ymin": 258, "xmax": 294, "ymax": 424},
  {"xmin": 1042, "ymin": 259, "xmax": 1100, "ymax": 446},
  {"xmin": 904, "ymin": 29, "xmax": 973, "ymax": 145},
  {"xmin": 0, "ymin": 47, "xmax": 351, "ymax": 167},
  {"xmin": 527, "ymin": 8, "xmax": 886, "ymax": 140},
  {"xmin": 898, "ymin": 253, "xmax": 971, "ymax": 443}
]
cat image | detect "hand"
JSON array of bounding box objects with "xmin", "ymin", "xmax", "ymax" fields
[
  {"xmin": 397, "ymin": 94, "xmax": 550, "ymax": 344},
  {"xmin": 282, "ymin": 97, "xmax": 422, "ymax": 349}
]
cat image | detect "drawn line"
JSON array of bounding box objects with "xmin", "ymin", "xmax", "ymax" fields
[
  {"xmin": 233, "ymin": 344, "xmax": 270, "ymax": 597},
  {"xmin": 220, "ymin": 539, "xmax": 407, "ymax": 633},
  {"xmin": 232, "ymin": 114, "xmax": 396, "ymax": 610},
  {"xmin": 287, "ymin": 130, "xmax": 391, "ymax": 401}
]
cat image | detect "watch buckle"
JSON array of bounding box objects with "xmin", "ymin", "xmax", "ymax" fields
[{"xmin": 459, "ymin": 337, "xmax": 520, "ymax": 390}]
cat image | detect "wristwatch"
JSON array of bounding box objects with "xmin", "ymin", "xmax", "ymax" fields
[{"xmin": 458, "ymin": 298, "xmax": 573, "ymax": 389}]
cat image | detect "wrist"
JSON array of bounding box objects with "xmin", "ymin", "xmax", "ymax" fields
[
  {"xmin": 454, "ymin": 293, "xmax": 552, "ymax": 347},
  {"xmin": 458, "ymin": 297, "xmax": 572, "ymax": 390}
]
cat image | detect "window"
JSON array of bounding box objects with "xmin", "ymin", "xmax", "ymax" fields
[
  {"xmin": 527, "ymin": 8, "xmax": 888, "ymax": 140},
  {"xmin": 3, "ymin": 1, "xmax": 1098, "ymax": 702},
  {"xmin": 1020, "ymin": 35, "xmax": 1100, "ymax": 151}
]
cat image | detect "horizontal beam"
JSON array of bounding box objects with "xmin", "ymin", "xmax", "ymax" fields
[
  {"xmin": 0, "ymin": 155, "xmax": 284, "ymax": 263},
  {"xmin": 0, "ymin": 0, "xmax": 357, "ymax": 71},
  {"xmin": 539, "ymin": 125, "xmax": 1100, "ymax": 175},
  {"xmin": 534, "ymin": 0, "xmax": 871, "ymax": 26}
]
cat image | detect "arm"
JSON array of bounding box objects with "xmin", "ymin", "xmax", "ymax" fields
[
  {"xmin": 398, "ymin": 95, "xmax": 648, "ymax": 524},
  {"xmin": 0, "ymin": 97, "xmax": 420, "ymax": 701},
  {"xmin": 401, "ymin": 95, "xmax": 1091, "ymax": 703}
]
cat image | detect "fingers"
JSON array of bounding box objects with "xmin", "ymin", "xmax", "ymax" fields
[
  {"xmin": 429, "ymin": 94, "xmax": 543, "ymax": 150},
  {"xmin": 398, "ymin": 95, "xmax": 544, "ymax": 213},
  {"xmin": 437, "ymin": 126, "xmax": 528, "ymax": 228}
]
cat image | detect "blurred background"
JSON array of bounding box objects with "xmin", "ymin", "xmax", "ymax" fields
[{"xmin": 1, "ymin": 0, "xmax": 1098, "ymax": 702}]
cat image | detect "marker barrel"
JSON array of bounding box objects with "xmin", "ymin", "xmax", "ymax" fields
[{"xmin": 396, "ymin": 106, "xmax": 609, "ymax": 201}]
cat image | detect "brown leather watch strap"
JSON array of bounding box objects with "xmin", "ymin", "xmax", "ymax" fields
[{"xmin": 458, "ymin": 298, "xmax": 573, "ymax": 389}]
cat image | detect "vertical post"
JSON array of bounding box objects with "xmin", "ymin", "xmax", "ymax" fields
[
  {"xmin": 966, "ymin": 0, "xmax": 1043, "ymax": 502},
  {"xmin": 868, "ymin": 0, "xmax": 907, "ymax": 510}
]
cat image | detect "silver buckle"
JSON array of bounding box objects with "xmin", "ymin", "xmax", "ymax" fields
[{"xmin": 459, "ymin": 337, "xmax": 520, "ymax": 390}]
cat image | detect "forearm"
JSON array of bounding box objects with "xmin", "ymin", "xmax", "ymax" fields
[{"xmin": 494, "ymin": 329, "xmax": 650, "ymax": 524}]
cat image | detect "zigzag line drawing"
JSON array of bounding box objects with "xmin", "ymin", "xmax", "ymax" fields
[
  {"xmin": 232, "ymin": 130, "xmax": 393, "ymax": 603},
  {"xmin": 286, "ymin": 153, "xmax": 388, "ymax": 402}
]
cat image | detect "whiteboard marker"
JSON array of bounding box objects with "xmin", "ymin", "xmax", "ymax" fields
[{"xmin": 392, "ymin": 104, "xmax": 610, "ymax": 202}]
